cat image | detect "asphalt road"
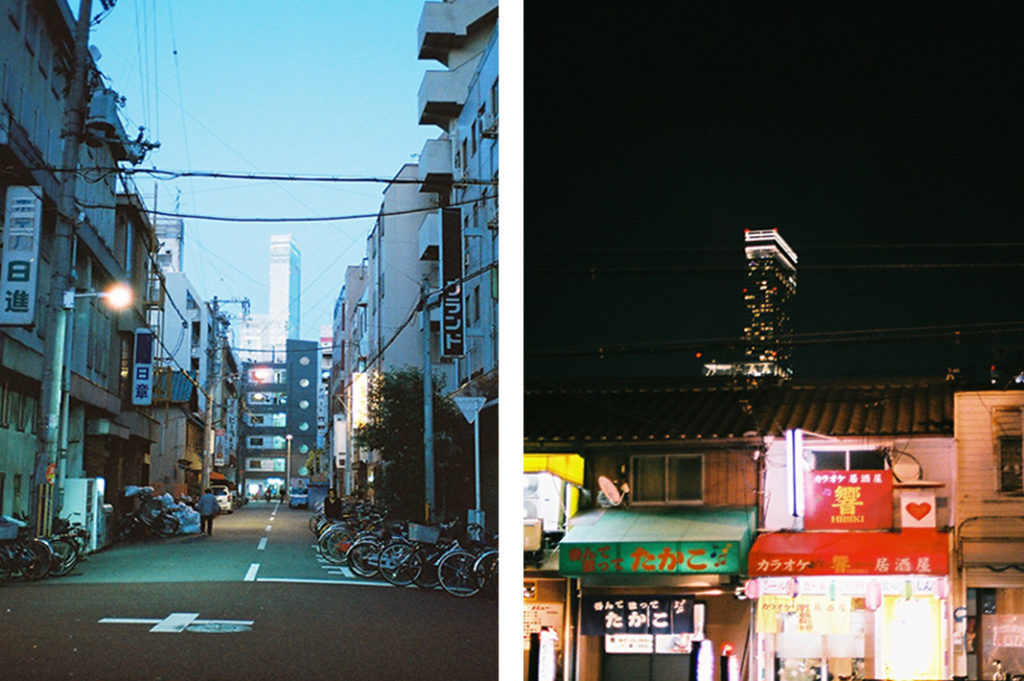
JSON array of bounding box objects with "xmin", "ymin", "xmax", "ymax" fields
[{"xmin": 0, "ymin": 501, "xmax": 498, "ymax": 681}]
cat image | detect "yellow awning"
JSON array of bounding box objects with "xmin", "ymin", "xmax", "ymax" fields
[{"xmin": 524, "ymin": 453, "xmax": 584, "ymax": 487}]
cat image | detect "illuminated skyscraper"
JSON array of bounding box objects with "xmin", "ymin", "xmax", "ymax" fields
[
  {"xmin": 269, "ymin": 234, "xmax": 301, "ymax": 342},
  {"xmin": 742, "ymin": 229, "xmax": 797, "ymax": 378}
]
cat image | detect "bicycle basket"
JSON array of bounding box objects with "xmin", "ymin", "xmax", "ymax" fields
[
  {"xmin": 0, "ymin": 522, "xmax": 19, "ymax": 540},
  {"xmin": 407, "ymin": 523, "xmax": 440, "ymax": 544}
]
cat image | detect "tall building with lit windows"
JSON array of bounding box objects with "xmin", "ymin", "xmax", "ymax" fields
[
  {"xmin": 238, "ymin": 234, "xmax": 301, "ymax": 362},
  {"xmin": 742, "ymin": 228, "xmax": 798, "ymax": 377}
]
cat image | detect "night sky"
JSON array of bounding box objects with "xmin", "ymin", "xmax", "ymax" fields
[{"xmin": 524, "ymin": 4, "xmax": 1024, "ymax": 385}]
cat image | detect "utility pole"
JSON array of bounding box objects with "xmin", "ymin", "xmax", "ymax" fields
[
  {"xmin": 420, "ymin": 279, "xmax": 435, "ymax": 524},
  {"xmin": 202, "ymin": 297, "xmax": 224, "ymax": 492},
  {"xmin": 32, "ymin": 0, "xmax": 93, "ymax": 537}
]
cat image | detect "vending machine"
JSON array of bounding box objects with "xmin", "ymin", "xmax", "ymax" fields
[{"xmin": 62, "ymin": 477, "xmax": 105, "ymax": 552}]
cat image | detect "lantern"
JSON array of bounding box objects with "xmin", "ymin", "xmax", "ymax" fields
[{"xmin": 866, "ymin": 580, "xmax": 882, "ymax": 611}]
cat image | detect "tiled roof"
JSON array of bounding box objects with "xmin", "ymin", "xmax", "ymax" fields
[{"xmin": 524, "ymin": 377, "xmax": 954, "ymax": 444}]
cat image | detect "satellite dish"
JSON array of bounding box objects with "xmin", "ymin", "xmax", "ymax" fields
[{"xmin": 598, "ymin": 476, "xmax": 623, "ymax": 506}]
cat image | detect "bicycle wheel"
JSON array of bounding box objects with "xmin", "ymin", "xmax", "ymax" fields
[
  {"xmin": 438, "ymin": 550, "xmax": 482, "ymax": 597},
  {"xmin": 153, "ymin": 514, "xmax": 180, "ymax": 537},
  {"xmin": 319, "ymin": 526, "xmax": 355, "ymax": 565},
  {"xmin": 0, "ymin": 546, "xmax": 15, "ymax": 583},
  {"xmin": 474, "ymin": 550, "xmax": 498, "ymax": 599},
  {"xmin": 116, "ymin": 516, "xmax": 137, "ymax": 542},
  {"xmin": 21, "ymin": 539, "xmax": 54, "ymax": 580},
  {"xmin": 47, "ymin": 536, "xmax": 79, "ymax": 577},
  {"xmin": 413, "ymin": 547, "xmax": 441, "ymax": 589},
  {"xmin": 378, "ymin": 541, "xmax": 420, "ymax": 586},
  {"xmin": 345, "ymin": 539, "xmax": 382, "ymax": 578}
]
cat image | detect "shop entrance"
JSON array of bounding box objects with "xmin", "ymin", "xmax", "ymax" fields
[{"xmin": 600, "ymin": 639, "xmax": 692, "ymax": 681}]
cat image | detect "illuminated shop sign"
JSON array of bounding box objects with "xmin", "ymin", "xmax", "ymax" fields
[
  {"xmin": 561, "ymin": 541, "xmax": 739, "ymax": 576},
  {"xmin": 803, "ymin": 469, "xmax": 893, "ymax": 530},
  {"xmin": 580, "ymin": 594, "xmax": 695, "ymax": 636},
  {"xmin": 747, "ymin": 530, "xmax": 949, "ymax": 576}
]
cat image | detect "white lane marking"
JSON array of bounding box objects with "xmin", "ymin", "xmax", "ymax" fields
[
  {"xmin": 257, "ymin": 537, "xmax": 268, "ymax": 551},
  {"xmin": 244, "ymin": 563, "xmax": 260, "ymax": 581},
  {"xmin": 256, "ymin": 577, "xmax": 392, "ymax": 587},
  {"xmin": 150, "ymin": 612, "xmax": 199, "ymax": 633},
  {"xmin": 99, "ymin": 618, "xmax": 161, "ymax": 625},
  {"xmin": 265, "ymin": 525, "xmax": 273, "ymax": 532}
]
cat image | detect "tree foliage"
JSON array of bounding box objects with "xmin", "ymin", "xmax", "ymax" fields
[{"xmin": 353, "ymin": 368, "xmax": 473, "ymax": 522}]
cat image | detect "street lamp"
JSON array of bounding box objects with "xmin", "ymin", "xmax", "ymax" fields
[
  {"xmin": 44, "ymin": 283, "xmax": 133, "ymax": 534},
  {"xmin": 285, "ymin": 434, "xmax": 293, "ymax": 501}
]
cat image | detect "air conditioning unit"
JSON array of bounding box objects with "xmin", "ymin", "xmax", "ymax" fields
[
  {"xmin": 481, "ymin": 112, "xmax": 498, "ymax": 139},
  {"xmin": 524, "ymin": 518, "xmax": 543, "ymax": 551}
]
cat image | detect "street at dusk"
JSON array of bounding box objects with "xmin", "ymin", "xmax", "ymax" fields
[
  {"xmin": 0, "ymin": 502, "xmax": 498, "ymax": 681},
  {"xmin": 1, "ymin": 1, "xmax": 508, "ymax": 680}
]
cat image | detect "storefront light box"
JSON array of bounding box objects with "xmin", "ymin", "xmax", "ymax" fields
[{"xmin": 560, "ymin": 541, "xmax": 740, "ymax": 576}]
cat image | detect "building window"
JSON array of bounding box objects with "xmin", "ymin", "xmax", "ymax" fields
[
  {"xmin": 999, "ymin": 436, "xmax": 1023, "ymax": 494},
  {"xmin": 810, "ymin": 448, "xmax": 887, "ymax": 471},
  {"xmin": 992, "ymin": 407, "xmax": 1024, "ymax": 494},
  {"xmin": 630, "ymin": 454, "xmax": 702, "ymax": 504}
]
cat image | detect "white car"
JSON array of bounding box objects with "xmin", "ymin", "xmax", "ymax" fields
[{"xmin": 210, "ymin": 485, "xmax": 233, "ymax": 513}]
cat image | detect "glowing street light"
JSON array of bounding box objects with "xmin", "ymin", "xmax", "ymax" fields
[{"xmin": 44, "ymin": 282, "xmax": 135, "ymax": 534}]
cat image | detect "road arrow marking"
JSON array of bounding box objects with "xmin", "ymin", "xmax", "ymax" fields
[
  {"xmin": 150, "ymin": 612, "xmax": 199, "ymax": 633},
  {"xmin": 99, "ymin": 613, "xmax": 255, "ymax": 634}
]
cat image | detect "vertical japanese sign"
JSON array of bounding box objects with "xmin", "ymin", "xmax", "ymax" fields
[
  {"xmin": 803, "ymin": 469, "xmax": 893, "ymax": 530},
  {"xmin": 214, "ymin": 429, "xmax": 226, "ymax": 466},
  {"xmin": 439, "ymin": 207, "xmax": 464, "ymax": 357},
  {"xmin": 0, "ymin": 186, "xmax": 43, "ymax": 326},
  {"xmin": 132, "ymin": 328, "xmax": 154, "ymax": 405}
]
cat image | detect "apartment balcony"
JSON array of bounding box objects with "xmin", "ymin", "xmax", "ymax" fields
[
  {"xmin": 418, "ymin": 137, "xmax": 453, "ymax": 194},
  {"xmin": 418, "ymin": 55, "xmax": 481, "ymax": 129},
  {"xmin": 418, "ymin": 0, "xmax": 499, "ymax": 66},
  {"xmin": 418, "ymin": 210, "xmax": 440, "ymax": 261}
]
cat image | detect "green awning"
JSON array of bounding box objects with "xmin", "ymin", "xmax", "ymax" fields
[{"xmin": 559, "ymin": 507, "xmax": 754, "ymax": 578}]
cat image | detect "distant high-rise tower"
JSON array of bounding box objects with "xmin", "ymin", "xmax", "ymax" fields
[
  {"xmin": 269, "ymin": 234, "xmax": 301, "ymax": 342},
  {"xmin": 154, "ymin": 216, "xmax": 185, "ymax": 272},
  {"xmin": 742, "ymin": 229, "xmax": 797, "ymax": 378}
]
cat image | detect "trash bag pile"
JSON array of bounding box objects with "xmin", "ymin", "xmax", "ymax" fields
[{"xmin": 123, "ymin": 485, "xmax": 200, "ymax": 534}]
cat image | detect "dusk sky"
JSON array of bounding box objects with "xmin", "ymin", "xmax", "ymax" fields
[{"xmin": 525, "ymin": 4, "xmax": 1023, "ymax": 385}]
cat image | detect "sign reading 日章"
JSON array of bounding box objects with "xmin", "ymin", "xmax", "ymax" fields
[
  {"xmin": 132, "ymin": 328, "xmax": 154, "ymax": 406},
  {"xmin": 0, "ymin": 186, "xmax": 43, "ymax": 327}
]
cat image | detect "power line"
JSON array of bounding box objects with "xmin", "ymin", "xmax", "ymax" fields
[
  {"xmin": 74, "ymin": 194, "xmax": 492, "ymax": 223},
  {"xmin": 528, "ymin": 263, "xmax": 1024, "ymax": 275},
  {"xmin": 527, "ymin": 320, "xmax": 1024, "ymax": 358}
]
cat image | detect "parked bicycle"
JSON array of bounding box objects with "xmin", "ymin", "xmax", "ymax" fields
[
  {"xmin": 116, "ymin": 491, "xmax": 180, "ymax": 541},
  {"xmin": 45, "ymin": 514, "xmax": 92, "ymax": 577},
  {"xmin": 0, "ymin": 515, "xmax": 55, "ymax": 582}
]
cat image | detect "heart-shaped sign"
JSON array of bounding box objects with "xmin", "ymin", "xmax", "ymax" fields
[{"xmin": 905, "ymin": 502, "xmax": 932, "ymax": 520}]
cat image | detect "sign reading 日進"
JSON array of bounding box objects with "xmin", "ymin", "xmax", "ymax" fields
[{"xmin": 0, "ymin": 186, "xmax": 43, "ymax": 326}]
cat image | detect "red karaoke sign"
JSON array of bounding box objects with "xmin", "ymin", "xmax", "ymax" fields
[{"xmin": 804, "ymin": 469, "xmax": 893, "ymax": 530}]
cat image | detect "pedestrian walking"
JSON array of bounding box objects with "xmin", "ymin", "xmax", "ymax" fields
[
  {"xmin": 323, "ymin": 488, "xmax": 344, "ymax": 521},
  {"xmin": 196, "ymin": 488, "xmax": 219, "ymax": 536}
]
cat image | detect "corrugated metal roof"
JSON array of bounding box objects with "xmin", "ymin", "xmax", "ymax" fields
[{"xmin": 524, "ymin": 377, "xmax": 954, "ymax": 443}]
